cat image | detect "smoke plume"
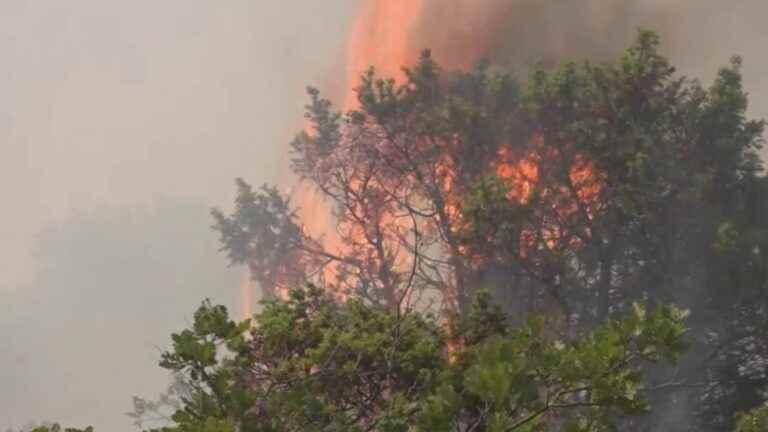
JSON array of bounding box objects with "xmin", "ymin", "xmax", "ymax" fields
[{"xmin": 348, "ymin": 0, "xmax": 768, "ymax": 126}]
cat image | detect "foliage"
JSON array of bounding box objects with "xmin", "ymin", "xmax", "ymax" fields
[
  {"xmin": 16, "ymin": 31, "xmax": 768, "ymax": 432},
  {"xmin": 736, "ymin": 406, "xmax": 768, "ymax": 432},
  {"xmin": 28, "ymin": 425, "xmax": 93, "ymax": 432},
  {"xmin": 211, "ymin": 180, "xmax": 311, "ymax": 298},
  {"xmin": 141, "ymin": 286, "xmax": 687, "ymax": 432},
  {"xmin": 127, "ymin": 373, "xmax": 191, "ymax": 429},
  {"xmin": 19, "ymin": 29, "xmax": 767, "ymax": 432},
  {"xmin": 213, "ymin": 31, "xmax": 768, "ymax": 428}
]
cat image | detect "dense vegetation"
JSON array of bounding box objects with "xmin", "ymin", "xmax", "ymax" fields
[
  {"xmin": 139, "ymin": 287, "xmax": 691, "ymax": 431},
  {"xmin": 30, "ymin": 30, "xmax": 768, "ymax": 431}
]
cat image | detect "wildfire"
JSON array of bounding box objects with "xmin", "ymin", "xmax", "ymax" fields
[
  {"xmin": 290, "ymin": 0, "xmax": 428, "ymax": 297},
  {"xmin": 496, "ymin": 147, "xmax": 540, "ymax": 204},
  {"xmin": 293, "ymin": 181, "xmax": 339, "ymax": 248},
  {"xmin": 345, "ymin": 0, "xmax": 426, "ymax": 109},
  {"xmin": 240, "ymin": 270, "xmax": 253, "ymax": 320},
  {"xmin": 569, "ymin": 154, "xmax": 601, "ymax": 207},
  {"xmin": 245, "ymin": 0, "xmax": 604, "ymax": 319},
  {"xmin": 494, "ymin": 135, "xmax": 602, "ymax": 257}
]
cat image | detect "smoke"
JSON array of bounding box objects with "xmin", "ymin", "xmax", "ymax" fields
[
  {"xmin": 0, "ymin": 0, "xmax": 357, "ymax": 293},
  {"xmin": 341, "ymin": 1, "xmax": 768, "ymax": 428},
  {"xmin": 410, "ymin": 0, "xmax": 768, "ymax": 128},
  {"xmin": 1, "ymin": 198, "xmax": 241, "ymax": 430},
  {"xmin": 2, "ymin": 1, "xmax": 768, "ymax": 430},
  {"xmin": 342, "ymin": 0, "xmax": 768, "ymax": 148},
  {"xmin": 414, "ymin": 0, "xmax": 644, "ymax": 69},
  {"xmin": 405, "ymin": 1, "xmax": 768, "ymax": 427},
  {"xmin": 0, "ymin": 1, "xmax": 355, "ymax": 431}
]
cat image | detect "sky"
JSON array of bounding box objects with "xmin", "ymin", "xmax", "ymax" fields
[
  {"xmin": 1, "ymin": 1, "xmax": 767, "ymax": 431},
  {"xmin": 0, "ymin": 1, "xmax": 356, "ymax": 430}
]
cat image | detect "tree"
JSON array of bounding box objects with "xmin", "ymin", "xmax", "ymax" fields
[
  {"xmin": 214, "ymin": 29, "xmax": 766, "ymax": 320},
  {"xmin": 28, "ymin": 425, "xmax": 92, "ymax": 432},
  {"xmin": 735, "ymin": 406, "xmax": 768, "ymax": 432},
  {"xmin": 213, "ymin": 30, "xmax": 768, "ymax": 430},
  {"xmin": 459, "ymin": 33, "xmax": 768, "ymax": 430},
  {"xmin": 144, "ymin": 286, "xmax": 686, "ymax": 432},
  {"xmin": 211, "ymin": 181, "xmax": 315, "ymax": 299}
]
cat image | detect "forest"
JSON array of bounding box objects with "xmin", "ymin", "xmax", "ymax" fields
[{"xmin": 33, "ymin": 31, "xmax": 768, "ymax": 431}]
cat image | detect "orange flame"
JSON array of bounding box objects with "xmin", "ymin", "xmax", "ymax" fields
[
  {"xmin": 496, "ymin": 147, "xmax": 540, "ymax": 204},
  {"xmin": 345, "ymin": 0, "xmax": 426, "ymax": 109},
  {"xmin": 293, "ymin": 181, "xmax": 339, "ymax": 247},
  {"xmin": 494, "ymin": 134, "xmax": 603, "ymax": 258},
  {"xmin": 288, "ymin": 0, "xmax": 428, "ymax": 298},
  {"xmin": 240, "ymin": 270, "xmax": 253, "ymax": 321},
  {"xmin": 569, "ymin": 154, "xmax": 601, "ymax": 208}
]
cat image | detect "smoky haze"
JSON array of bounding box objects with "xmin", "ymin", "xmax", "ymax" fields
[
  {"xmin": 414, "ymin": 0, "xmax": 768, "ymax": 123},
  {"xmin": 1, "ymin": 1, "xmax": 767, "ymax": 431},
  {"xmin": 0, "ymin": 1, "xmax": 356, "ymax": 430}
]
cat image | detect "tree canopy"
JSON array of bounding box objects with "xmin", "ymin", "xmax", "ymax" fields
[
  {"xmin": 134, "ymin": 287, "xmax": 689, "ymax": 432},
  {"xmin": 211, "ymin": 30, "xmax": 768, "ymax": 430}
]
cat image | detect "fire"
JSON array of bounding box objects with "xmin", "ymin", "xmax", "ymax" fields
[
  {"xmin": 283, "ymin": 0, "xmax": 428, "ymax": 302},
  {"xmin": 345, "ymin": 0, "xmax": 426, "ymax": 109},
  {"xmin": 240, "ymin": 270, "xmax": 253, "ymax": 321},
  {"xmin": 243, "ymin": 0, "xmax": 605, "ymax": 319},
  {"xmin": 293, "ymin": 181, "xmax": 340, "ymax": 249},
  {"xmin": 569, "ymin": 154, "xmax": 601, "ymax": 207},
  {"xmin": 494, "ymin": 136, "xmax": 603, "ymax": 257},
  {"xmin": 496, "ymin": 147, "xmax": 540, "ymax": 204}
]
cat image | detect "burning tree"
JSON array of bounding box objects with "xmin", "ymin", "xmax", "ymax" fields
[
  {"xmin": 215, "ymin": 51, "xmax": 515, "ymax": 313},
  {"xmin": 213, "ymin": 30, "xmax": 768, "ymax": 430},
  {"xmin": 215, "ymin": 29, "xmax": 765, "ymax": 319}
]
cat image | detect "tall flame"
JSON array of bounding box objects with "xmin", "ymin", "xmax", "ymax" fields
[
  {"xmin": 289, "ymin": 0, "xmax": 428, "ymax": 292},
  {"xmin": 251, "ymin": 0, "xmax": 603, "ymax": 320},
  {"xmin": 344, "ymin": 0, "xmax": 426, "ymax": 109}
]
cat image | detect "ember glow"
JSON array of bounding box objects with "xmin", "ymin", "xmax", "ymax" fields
[
  {"xmin": 569, "ymin": 154, "xmax": 601, "ymax": 208},
  {"xmin": 496, "ymin": 147, "xmax": 540, "ymax": 204}
]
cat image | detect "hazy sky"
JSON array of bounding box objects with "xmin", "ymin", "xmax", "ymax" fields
[
  {"xmin": 0, "ymin": 1, "xmax": 356, "ymax": 430},
  {"xmin": 1, "ymin": 1, "xmax": 767, "ymax": 431},
  {"xmin": 0, "ymin": 1, "xmax": 356, "ymax": 290}
]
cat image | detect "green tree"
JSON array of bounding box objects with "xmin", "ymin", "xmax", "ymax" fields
[
  {"xmin": 214, "ymin": 31, "xmax": 768, "ymax": 429},
  {"xmin": 736, "ymin": 406, "xmax": 768, "ymax": 432},
  {"xmin": 145, "ymin": 286, "xmax": 686, "ymax": 432},
  {"xmin": 28, "ymin": 425, "xmax": 92, "ymax": 432}
]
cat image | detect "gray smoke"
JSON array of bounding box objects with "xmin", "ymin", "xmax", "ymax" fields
[
  {"xmin": 0, "ymin": 1, "xmax": 355, "ymax": 430},
  {"xmin": 1, "ymin": 1, "xmax": 767, "ymax": 430},
  {"xmin": 414, "ymin": 0, "xmax": 768, "ymax": 128}
]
